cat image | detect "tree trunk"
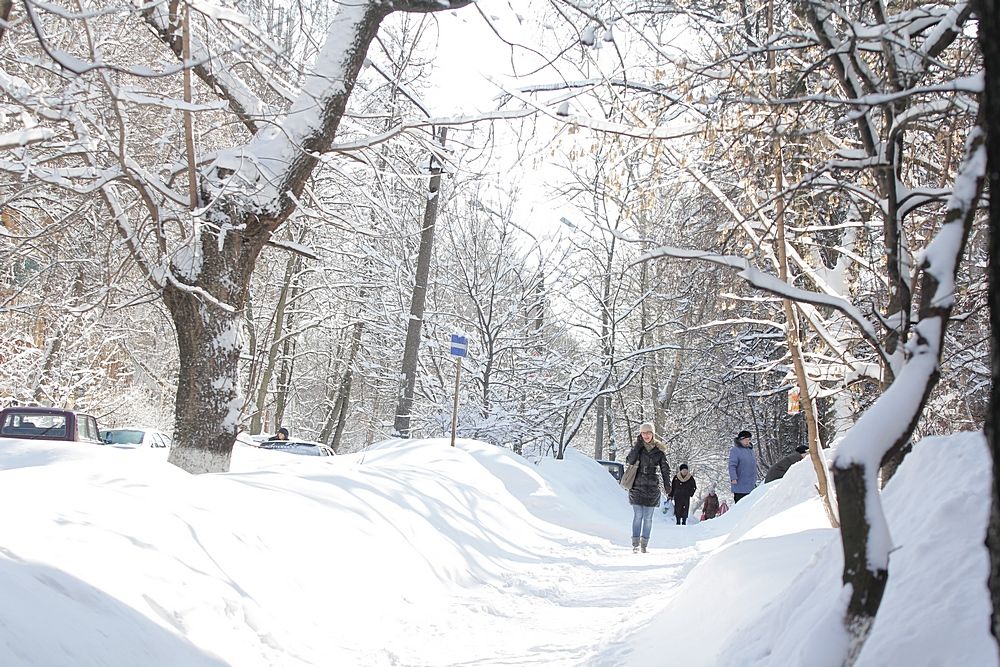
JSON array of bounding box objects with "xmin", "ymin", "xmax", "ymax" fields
[
  {"xmin": 836, "ymin": 461, "xmax": 888, "ymax": 663},
  {"xmin": 769, "ymin": 0, "xmax": 838, "ymax": 529},
  {"xmin": 393, "ymin": 127, "xmax": 447, "ymax": 437},
  {"xmin": 832, "ymin": 119, "xmax": 985, "ymax": 663},
  {"xmin": 976, "ymin": 0, "xmax": 1000, "ymax": 645},
  {"xmin": 249, "ymin": 249, "xmax": 298, "ymax": 435},
  {"xmin": 595, "ymin": 242, "xmax": 614, "ymax": 458},
  {"xmin": 772, "ymin": 144, "xmax": 839, "ymax": 527},
  {"xmin": 331, "ymin": 374, "xmax": 354, "ymax": 451},
  {"xmin": 0, "ymin": 0, "xmax": 13, "ymax": 42},
  {"xmin": 32, "ymin": 325, "xmax": 62, "ymax": 404},
  {"xmin": 273, "ymin": 256, "xmax": 303, "ymax": 429},
  {"xmin": 321, "ymin": 318, "xmax": 364, "ymax": 451},
  {"xmin": 163, "ymin": 238, "xmax": 258, "ymax": 474}
]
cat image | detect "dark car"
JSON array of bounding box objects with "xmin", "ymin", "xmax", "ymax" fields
[
  {"xmin": 598, "ymin": 459, "xmax": 625, "ymax": 481},
  {"xmin": 0, "ymin": 406, "xmax": 103, "ymax": 443}
]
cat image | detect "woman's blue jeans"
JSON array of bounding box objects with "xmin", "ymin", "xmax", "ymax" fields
[{"xmin": 632, "ymin": 504, "xmax": 655, "ymax": 539}]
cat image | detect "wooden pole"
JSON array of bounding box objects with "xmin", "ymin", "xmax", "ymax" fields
[{"xmin": 450, "ymin": 356, "xmax": 462, "ymax": 447}]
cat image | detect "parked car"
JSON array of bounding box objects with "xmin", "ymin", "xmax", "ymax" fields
[
  {"xmin": 597, "ymin": 459, "xmax": 625, "ymax": 482},
  {"xmin": 100, "ymin": 427, "xmax": 172, "ymax": 449},
  {"xmin": 0, "ymin": 406, "xmax": 103, "ymax": 443},
  {"xmin": 258, "ymin": 439, "xmax": 336, "ymax": 457}
]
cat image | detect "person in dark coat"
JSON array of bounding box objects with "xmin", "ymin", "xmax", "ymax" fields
[
  {"xmin": 668, "ymin": 463, "xmax": 697, "ymax": 525},
  {"xmin": 701, "ymin": 485, "xmax": 721, "ymax": 520},
  {"xmin": 626, "ymin": 422, "xmax": 670, "ymax": 553},
  {"xmin": 765, "ymin": 444, "xmax": 809, "ymax": 483},
  {"xmin": 729, "ymin": 430, "xmax": 758, "ymax": 503},
  {"xmin": 266, "ymin": 427, "xmax": 289, "ymax": 443}
]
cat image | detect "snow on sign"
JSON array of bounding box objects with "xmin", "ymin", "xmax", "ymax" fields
[{"xmin": 450, "ymin": 335, "xmax": 468, "ymax": 357}]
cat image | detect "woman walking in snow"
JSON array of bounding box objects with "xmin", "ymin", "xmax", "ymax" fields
[
  {"xmin": 626, "ymin": 422, "xmax": 670, "ymax": 553},
  {"xmin": 668, "ymin": 464, "xmax": 697, "ymax": 525}
]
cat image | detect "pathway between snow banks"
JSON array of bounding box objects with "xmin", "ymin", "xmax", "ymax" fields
[{"xmin": 0, "ymin": 434, "xmax": 994, "ymax": 666}]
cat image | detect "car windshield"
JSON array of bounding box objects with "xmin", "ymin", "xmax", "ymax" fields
[
  {"xmin": 260, "ymin": 442, "xmax": 325, "ymax": 456},
  {"xmin": 103, "ymin": 430, "xmax": 144, "ymax": 445},
  {"xmin": 2, "ymin": 412, "xmax": 67, "ymax": 438}
]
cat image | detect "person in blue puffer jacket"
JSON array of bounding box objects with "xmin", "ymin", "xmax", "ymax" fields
[{"xmin": 728, "ymin": 430, "xmax": 758, "ymax": 503}]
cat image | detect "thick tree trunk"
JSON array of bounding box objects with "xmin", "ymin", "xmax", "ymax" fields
[
  {"xmin": 163, "ymin": 242, "xmax": 256, "ymax": 474},
  {"xmin": 32, "ymin": 326, "xmax": 62, "ymax": 404},
  {"xmin": 393, "ymin": 128, "xmax": 447, "ymax": 437},
  {"xmin": 976, "ymin": 0, "xmax": 1000, "ymax": 646}
]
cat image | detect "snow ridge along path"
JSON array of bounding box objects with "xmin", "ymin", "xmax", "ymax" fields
[{"xmin": 0, "ymin": 433, "xmax": 993, "ymax": 666}]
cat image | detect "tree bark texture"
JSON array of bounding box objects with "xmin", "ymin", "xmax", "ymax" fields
[
  {"xmin": 0, "ymin": 0, "xmax": 12, "ymax": 42},
  {"xmin": 164, "ymin": 241, "xmax": 255, "ymax": 474},
  {"xmin": 836, "ymin": 462, "xmax": 888, "ymax": 664},
  {"xmin": 393, "ymin": 127, "xmax": 447, "ymax": 437}
]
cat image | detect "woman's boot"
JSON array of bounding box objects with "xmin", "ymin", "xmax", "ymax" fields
[
  {"xmin": 632, "ymin": 537, "xmax": 640, "ymax": 553},
  {"xmin": 640, "ymin": 538, "xmax": 648, "ymax": 553}
]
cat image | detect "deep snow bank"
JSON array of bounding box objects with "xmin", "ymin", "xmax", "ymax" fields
[{"xmin": 619, "ymin": 431, "xmax": 996, "ymax": 667}]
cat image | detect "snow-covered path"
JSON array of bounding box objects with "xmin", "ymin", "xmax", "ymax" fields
[{"xmin": 0, "ymin": 434, "xmax": 994, "ymax": 666}]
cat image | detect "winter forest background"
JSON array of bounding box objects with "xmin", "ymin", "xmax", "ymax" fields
[{"xmin": 2, "ymin": 0, "xmax": 1000, "ymax": 658}]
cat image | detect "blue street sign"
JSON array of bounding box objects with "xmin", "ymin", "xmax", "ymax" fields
[{"xmin": 450, "ymin": 334, "xmax": 468, "ymax": 357}]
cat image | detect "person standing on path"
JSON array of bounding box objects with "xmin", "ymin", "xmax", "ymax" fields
[
  {"xmin": 626, "ymin": 422, "xmax": 670, "ymax": 553},
  {"xmin": 668, "ymin": 463, "xmax": 697, "ymax": 525},
  {"xmin": 729, "ymin": 430, "xmax": 757, "ymax": 503}
]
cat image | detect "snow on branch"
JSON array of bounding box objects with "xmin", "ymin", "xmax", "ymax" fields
[
  {"xmin": 0, "ymin": 128, "xmax": 54, "ymax": 149},
  {"xmin": 328, "ymin": 109, "xmax": 538, "ymax": 153},
  {"xmin": 834, "ymin": 126, "xmax": 984, "ymax": 469},
  {"xmin": 143, "ymin": 2, "xmax": 276, "ymax": 133},
  {"xmin": 637, "ymin": 246, "xmax": 889, "ymax": 370},
  {"xmin": 919, "ymin": 2, "xmax": 973, "ymax": 60}
]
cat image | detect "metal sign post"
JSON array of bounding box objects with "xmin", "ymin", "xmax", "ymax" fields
[{"xmin": 449, "ymin": 335, "xmax": 468, "ymax": 447}]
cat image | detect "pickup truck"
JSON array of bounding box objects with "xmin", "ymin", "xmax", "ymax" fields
[{"xmin": 0, "ymin": 406, "xmax": 103, "ymax": 443}]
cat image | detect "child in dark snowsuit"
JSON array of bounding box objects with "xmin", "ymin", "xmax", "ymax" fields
[
  {"xmin": 668, "ymin": 464, "xmax": 697, "ymax": 525},
  {"xmin": 702, "ymin": 486, "xmax": 720, "ymax": 520}
]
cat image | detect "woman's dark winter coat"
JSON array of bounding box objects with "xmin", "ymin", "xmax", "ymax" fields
[
  {"xmin": 669, "ymin": 473, "xmax": 697, "ymax": 517},
  {"xmin": 669, "ymin": 474, "xmax": 697, "ymax": 502},
  {"xmin": 626, "ymin": 437, "xmax": 670, "ymax": 507}
]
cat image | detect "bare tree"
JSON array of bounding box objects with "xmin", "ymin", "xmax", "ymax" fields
[
  {"xmin": 394, "ymin": 127, "xmax": 447, "ymax": 437},
  {"xmin": 2, "ymin": 0, "xmax": 473, "ymax": 472}
]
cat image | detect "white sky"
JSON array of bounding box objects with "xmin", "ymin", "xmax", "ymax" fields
[
  {"xmin": 421, "ymin": 1, "xmax": 587, "ymax": 244},
  {"xmin": 0, "ymin": 431, "xmax": 994, "ymax": 665}
]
